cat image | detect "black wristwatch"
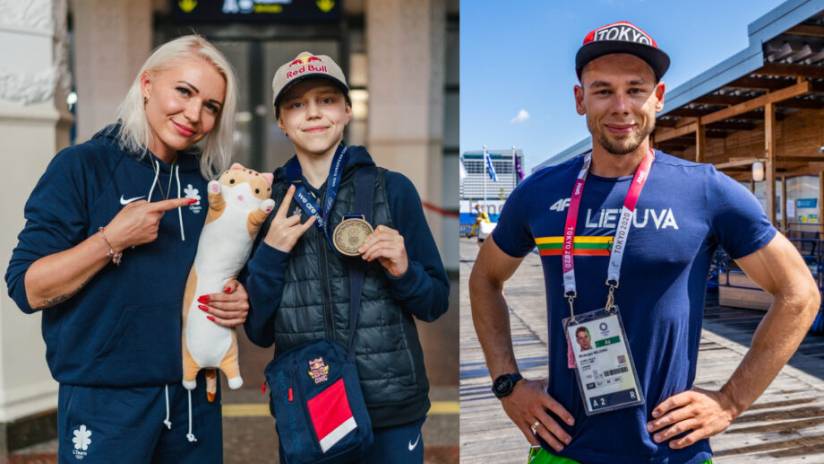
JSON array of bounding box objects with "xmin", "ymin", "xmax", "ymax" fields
[{"xmin": 492, "ymin": 373, "xmax": 523, "ymax": 399}]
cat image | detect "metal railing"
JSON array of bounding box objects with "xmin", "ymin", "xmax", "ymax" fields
[{"xmin": 713, "ymin": 231, "xmax": 824, "ymax": 334}]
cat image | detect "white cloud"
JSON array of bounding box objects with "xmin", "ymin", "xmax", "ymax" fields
[{"xmin": 510, "ymin": 109, "xmax": 530, "ymax": 124}]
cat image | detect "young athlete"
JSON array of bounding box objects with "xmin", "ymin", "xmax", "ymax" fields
[{"xmin": 244, "ymin": 51, "xmax": 450, "ymax": 463}]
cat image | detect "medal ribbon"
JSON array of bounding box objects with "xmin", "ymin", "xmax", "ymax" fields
[
  {"xmin": 284, "ymin": 143, "xmax": 349, "ymax": 241},
  {"xmin": 561, "ymin": 149, "xmax": 655, "ymax": 311}
]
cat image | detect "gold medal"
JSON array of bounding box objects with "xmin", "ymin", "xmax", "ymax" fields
[{"xmin": 333, "ymin": 218, "xmax": 374, "ymax": 256}]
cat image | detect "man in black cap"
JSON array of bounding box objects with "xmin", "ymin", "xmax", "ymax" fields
[{"xmin": 470, "ymin": 20, "xmax": 819, "ymax": 464}]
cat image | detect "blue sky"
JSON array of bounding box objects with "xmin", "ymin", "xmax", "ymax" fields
[{"xmin": 460, "ymin": 0, "xmax": 788, "ymax": 172}]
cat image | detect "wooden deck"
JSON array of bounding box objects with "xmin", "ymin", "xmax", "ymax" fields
[{"xmin": 459, "ymin": 238, "xmax": 824, "ymax": 463}]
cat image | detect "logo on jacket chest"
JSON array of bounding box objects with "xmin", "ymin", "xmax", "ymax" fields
[
  {"xmin": 184, "ymin": 184, "xmax": 202, "ymax": 214},
  {"xmin": 118, "ymin": 184, "xmax": 202, "ymax": 214}
]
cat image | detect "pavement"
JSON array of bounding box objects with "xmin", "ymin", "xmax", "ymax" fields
[
  {"xmin": 9, "ymin": 274, "xmax": 459, "ymax": 464},
  {"xmin": 459, "ymin": 237, "xmax": 824, "ymax": 464}
]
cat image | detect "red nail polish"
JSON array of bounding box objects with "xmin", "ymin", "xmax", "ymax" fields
[
  {"xmin": 207, "ymin": 316, "xmax": 216, "ymax": 322},
  {"xmin": 198, "ymin": 295, "xmax": 209, "ymax": 304},
  {"xmin": 188, "ymin": 198, "xmax": 198, "ymax": 205},
  {"xmin": 224, "ymin": 286, "xmax": 232, "ymax": 293},
  {"xmin": 198, "ymin": 305, "xmax": 209, "ymax": 312}
]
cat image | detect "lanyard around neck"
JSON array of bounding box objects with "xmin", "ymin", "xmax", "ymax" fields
[
  {"xmin": 561, "ymin": 149, "xmax": 655, "ymax": 319},
  {"xmin": 284, "ymin": 143, "xmax": 349, "ymax": 238}
]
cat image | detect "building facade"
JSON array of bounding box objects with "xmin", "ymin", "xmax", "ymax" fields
[{"xmin": 459, "ymin": 147, "xmax": 523, "ymax": 233}]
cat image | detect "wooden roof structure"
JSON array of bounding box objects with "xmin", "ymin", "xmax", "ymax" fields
[
  {"xmin": 653, "ymin": 6, "xmax": 824, "ymax": 227},
  {"xmin": 538, "ymin": 0, "xmax": 824, "ymax": 229}
]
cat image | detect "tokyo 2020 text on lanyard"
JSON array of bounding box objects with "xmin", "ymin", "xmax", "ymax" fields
[{"xmin": 559, "ymin": 148, "xmax": 654, "ymax": 415}]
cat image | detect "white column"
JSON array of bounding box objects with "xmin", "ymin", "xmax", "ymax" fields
[
  {"xmin": 366, "ymin": 0, "xmax": 447, "ymax": 255},
  {"xmin": 72, "ymin": 0, "xmax": 152, "ymax": 142},
  {"xmin": 0, "ymin": 0, "xmax": 72, "ymax": 423}
]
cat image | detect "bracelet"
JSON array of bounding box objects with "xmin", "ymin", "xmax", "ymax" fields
[{"xmin": 98, "ymin": 227, "xmax": 123, "ymax": 266}]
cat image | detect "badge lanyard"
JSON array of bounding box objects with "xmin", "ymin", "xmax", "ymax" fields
[
  {"xmin": 562, "ymin": 149, "xmax": 654, "ymax": 320},
  {"xmin": 284, "ymin": 143, "xmax": 349, "ymax": 244}
]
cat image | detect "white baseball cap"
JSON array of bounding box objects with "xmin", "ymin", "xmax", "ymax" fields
[{"xmin": 271, "ymin": 51, "xmax": 349, "ymax": 116}]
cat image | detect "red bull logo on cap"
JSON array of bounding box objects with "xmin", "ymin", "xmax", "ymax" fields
[
  {"xmin": 289, "ymin": 53, "xmax": 323, "ymax": 67},
  {"xmin": 286, "ymin": 53, "xmax": 328, "ymax": 79}
]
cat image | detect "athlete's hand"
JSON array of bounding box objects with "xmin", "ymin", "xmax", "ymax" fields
[
  {"xmin": 358, "ymin": 225, "xmax": 409, "ymax": 278},
  {"xmin": 648, "ymin": 387, "xmax": 738, "ymax": 449},
  {"xmin": 105, "ymin": 198, "xmax": 196, "ymax": 250},
  {"xmin": 197, "ymin": 279, "xmax": 249, "ymax": 328},
  {"xmin": 263, "ymin": 185, "xmax": 316, "ymax": 253},
  {"xmin": 500, "ymin": 378, "xmax": 575, "ymax": 452}
]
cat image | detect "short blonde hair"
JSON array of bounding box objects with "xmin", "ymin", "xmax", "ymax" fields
[{"xmin": 114, "ymin": 35, "xmax": 237, "ymax": 179}]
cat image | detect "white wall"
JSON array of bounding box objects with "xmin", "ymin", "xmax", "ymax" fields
[{"xmin": 0, "ymin": 0, "xmax": 72, "ymax": 422}]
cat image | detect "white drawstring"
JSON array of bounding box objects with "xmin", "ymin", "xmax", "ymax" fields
[
  {"xmin": 162, "ymin": 385, "xmax": 197, "ymax": 445},
  {"xmin": 147, "ymin": 159, "xmax": 186, "ymax": 242},
  {"xmin": 175, "ymin": 165, "xmax": 185, "ymax": 241},
  {"xmin": 147, "ymin": 159, "xmax": 160, "ymax": 202},
  {"xmin": 163, "ymin": 385, "xmax": 172, "ymax": 429},
  {"xmin": 186, "ymin": 389, "xmax": 197, "ymax": 442}
]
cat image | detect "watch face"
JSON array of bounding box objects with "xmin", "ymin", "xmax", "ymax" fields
[{"xmin": 494, "ymin": 376, "xmax": 513, "ymax": 397}]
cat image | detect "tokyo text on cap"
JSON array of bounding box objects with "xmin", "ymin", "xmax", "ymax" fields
[
  {"xmin": 575, "ymin": 21, "xmax": 670, "ymax": 81},
  {"xmin": 271, "ymin": 51, "xmax": 349, "ymax": 113}
]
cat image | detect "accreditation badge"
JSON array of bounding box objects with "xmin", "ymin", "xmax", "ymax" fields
[
  {"xmin": 562, "ymin": 307, "xmax": 644, "ymax": 415},
  {"xmin": 333, "ymin": 217, "xmax": 374, "ymax": 256}
]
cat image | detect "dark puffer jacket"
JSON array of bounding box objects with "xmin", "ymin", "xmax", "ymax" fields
[{"xmin": 244, "ymin": 145, "xmax": 450, "ymax": 428}]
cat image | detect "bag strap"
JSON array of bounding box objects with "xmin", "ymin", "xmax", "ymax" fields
[{"xmin": 346, "ymin": 166, "xmax": 377, "ymax": 356}]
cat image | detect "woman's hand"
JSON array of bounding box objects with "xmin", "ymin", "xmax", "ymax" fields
[
  {"xmin": 22, "ymin": 198, "xmax": 195, "ymax": 310},
  {"xmin": 197, "ymin": 279, "xmax": 249, "ymax": 328},
  {"xmin": 105, "ymin": 198, "xmax": 195, "ymax": 250}
]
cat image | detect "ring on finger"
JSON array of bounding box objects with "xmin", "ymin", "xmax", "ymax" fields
[{"xmin": 530, "ymin": 420, "xmax": 541, "ymax": 434}]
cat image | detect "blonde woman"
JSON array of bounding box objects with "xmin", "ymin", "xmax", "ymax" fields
[{"xmin": 6, "ymin": 35, "xmax": 246, "ymax": 463}]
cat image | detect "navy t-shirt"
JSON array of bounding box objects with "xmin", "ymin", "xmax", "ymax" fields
[{"xmin": 492, "ymin": 151, "xmax": 776, "ymax": 464}]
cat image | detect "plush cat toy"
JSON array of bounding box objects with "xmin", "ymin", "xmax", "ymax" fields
[{"xmin": 182, "ymin": 163, "xmax": 275, "ymax": 401}]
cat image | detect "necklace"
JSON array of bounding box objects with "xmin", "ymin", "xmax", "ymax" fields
[{"xmin": 156, "ymin": 161, "xmax": 176, "ymax": 200}]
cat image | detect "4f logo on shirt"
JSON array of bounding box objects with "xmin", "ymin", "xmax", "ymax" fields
[
  {"xmin": 72, "ymin": 424, "xmax": 92, "ymax": 460},
  {"xmin": 550, "ymin": 198, "xmax": 571, "ymax": 212}
]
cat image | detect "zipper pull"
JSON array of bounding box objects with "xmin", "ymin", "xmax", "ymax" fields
[{"xmin": 288, "ymin": 387, "xmax": 294, "ymax": 402}]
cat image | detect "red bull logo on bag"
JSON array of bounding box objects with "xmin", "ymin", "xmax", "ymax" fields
[{"xmin": 308, "ymin": 357, "xmax": 330, "ymax": 384}]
